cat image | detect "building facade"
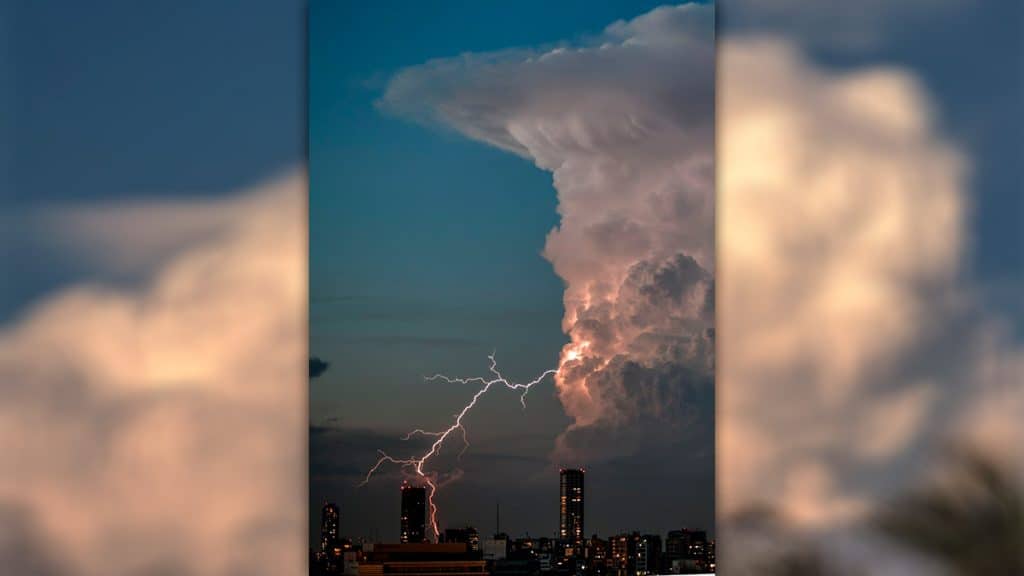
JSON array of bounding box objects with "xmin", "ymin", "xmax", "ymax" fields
[
  {"xmin": 664, "ymin": 529, "xmax": 709, "ymax": 574},
  {"xmin": 401, "ymin": 483, "xmax": 428, "ymax": 543},
  {"xmin": 321, "ymin": 501, "xmax": 340, "ymax": 554},
  {"xmin": 443, "ymin": 527, "xmax": 481, "ymax": 553},
  {"xmin": 635, "ymin": 535, "xmax": 661, "ymax": 576},
  {"xmin": 558, "ymin": 469, "xmax": 584, "ymax": 545}
]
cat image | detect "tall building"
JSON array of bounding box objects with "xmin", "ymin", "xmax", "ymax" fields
[
  {"xmin": 321, "ymin": 501, "xmax": 340, "ymax": 554},
  {"xmin": 401, "ymin": 483, "xmax": 428, "ymax": 543},
  {"xmin": 608, "ymin": 534, "xmax": 635, "ymax": 576},
  {"xmin": 559, "ymin": 469, "xmax": 584, "ymax": 545},
  {"xmin": 318, "ymin": 501, "xmax": 343, "ymax": 574},
  {"xmin": 636, "ymin": 535, "xmax": 661, "ymax": 576}
]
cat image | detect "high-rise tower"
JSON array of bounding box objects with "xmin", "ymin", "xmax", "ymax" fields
[
  {"xmin": 320, "ymin": 501, "xmax": 340, "ymax": 554},
  {"xmin": 400, "ymin": 482, "xmax": 428, "ymax": 543},
  {"xmin": 559, "ymin": 468, "xmax": 584, "ymax": 544}
]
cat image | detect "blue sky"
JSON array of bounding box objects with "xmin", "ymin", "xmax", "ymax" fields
[{"xmin": 3, "ymin": 0, "xmax": 304, "ymax": 321}]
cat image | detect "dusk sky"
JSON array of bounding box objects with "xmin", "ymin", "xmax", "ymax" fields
[{"xmin": 309, "ymin": 0, "xmax": 715, "ymax": 544}]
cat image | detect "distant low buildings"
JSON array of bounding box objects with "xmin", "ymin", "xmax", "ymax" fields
[
  {"xmin": 483, "ymin": 534, "xmax": 509, "ymax": 561},
  {"xmin": 664, "ymin": 529, "xmax": 711, "ymax": 574}
]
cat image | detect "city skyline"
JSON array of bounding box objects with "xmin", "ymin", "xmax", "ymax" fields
[
  {"xmin": 321, "ymin": 468, "xmax": 713, "ymax": 544},
  {"xmin": 314, "ymin": 467, "xmax": 716, "ymax": 574}
]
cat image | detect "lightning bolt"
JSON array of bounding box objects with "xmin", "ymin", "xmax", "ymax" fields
[{"xmin": 359, "ymin": 352, "xmax": 557, "ymax": 541}]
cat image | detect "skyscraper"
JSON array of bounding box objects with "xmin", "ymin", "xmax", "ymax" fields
[
  {"xmin": 318, "ymin": 501, "xmax": 343, "ymax": 574},
  {"xmin": 401, "ymin": 482, "xmax": 428, "ymax": 543},
  {"xmin": 636, "ymin": 534, "xmax": 661, "ymax": 576},
  {"xmin": 321, "ymin": 501, "xmax": 340, "ymax": 554},
  {"xmin": 559, "ymin": 468, "xmax": 584, "ymax": 545}
]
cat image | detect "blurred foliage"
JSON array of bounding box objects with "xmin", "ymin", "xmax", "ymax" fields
[
  {"xmin": 724, "ymin": 448, "xmax": 1023, "ymax": 575},
  {"xmin": 756, "ymin": 549, "xmax": 849, "ymax": 576},
  {"xmin": 875, "ymin": 449, "xmax": 1024, "ymax": 574}
]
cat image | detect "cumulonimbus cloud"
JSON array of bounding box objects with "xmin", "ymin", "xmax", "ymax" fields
[
  {"xmin": 717, "ymin": 36, "xmax": 1023, "ymax": 573},
  {"xmin": 381, "ymin": 3, "xmax": 716, "ymax": 462},
  {"xmin": 0, "ymin": 171, "xmax": 306, "ymax": 576}
]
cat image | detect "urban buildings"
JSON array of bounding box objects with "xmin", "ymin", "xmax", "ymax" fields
[
  {"xmin": 583, "ymin": 536, "xmax": 608, "ymax": 576},
  {"xmin": 401, "ymin": 482, "xmax": 428, "ymax": 544},
  {"xmin": 315, "ymin": 468, "xmax": 715, "ymax": 576},
  {"xmin": 321, "ymin": 501, "xmax": 340, "ymax": 554},
  {"xmin": 636, "ymin": 534, "xmax": 661, "ymax": 576},
  {"xmin": 359, "ymin": 543, "xmax": 487, "ymax": 576},
  {"xmin": 483, "ymin": 534, "xmax": 509, "ymax": 561},
  {"xmin": 664, "ymin": 529, "xmax": 711, "ymax": 574},
  {"xmin": 443, "ymin": 526, "xmax": 481, "ymax": 552},
  {"xmin": 558, "ymin": 469, "xmax": 584, "ymax": 545},
  {"xmin": 315, "ymin": 501, "xmax": 344, "ymax": 574},
  {"xmin": 608, "ymin": 533, "xmax": 635, "ymax": 576}
]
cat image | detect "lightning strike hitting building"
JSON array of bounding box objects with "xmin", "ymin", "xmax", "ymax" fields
[{"xmin": 359, "ymin": 353, "xmax": 557, "ymax": 540}]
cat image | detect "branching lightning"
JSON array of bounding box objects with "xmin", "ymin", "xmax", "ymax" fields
[{"xmin": 358, "ymin": 352, "xmax": 557, "ymax": 540}]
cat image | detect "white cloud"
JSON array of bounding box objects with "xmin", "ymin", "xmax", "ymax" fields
[
  {"xmin": 717, "ymin": 36, "xmax": 1022, "ymax": 572},
  {"xmin": 0, "ymin": 171, "xmax": 306, "ymax": 576},
  {"xmin": 382, "ymin": 3, "xmax": 715, "ymax": 462}
]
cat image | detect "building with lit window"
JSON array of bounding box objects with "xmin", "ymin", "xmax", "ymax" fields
[
  {"xmin": 635, "ymin": 535, "xmax": 660, "ymax": 576},
  {"xmin": 558, "ymin": 469, "xmax": 584, "ymax": 545},
  {"xmin": 401, "ymin": 483, "xmax": 428, "ymax": 543},
  {"xmin": 443, "ymin": 526, "xmax": 481, "ymax": 553},
  {"xmin": 664, "ymin": 529, "xmax": 708, "ymax": 574},
  {"xmin": 608, "ymin": 534, "xmax": 635, "ymax": 576},
  {"xmin": 321, "ymin": 501, "xmax": 340, "ymax": 554},
  {"xmin": 317, "ymin": 501, "xmax": 343, "ymax": 574},
  {"xmin": 583, "ymin": 536, "xmax": 608, "ymax": 576},
  {"xmin": 604, "ymin": 532, "xmax": 661, "ymax": 576}
]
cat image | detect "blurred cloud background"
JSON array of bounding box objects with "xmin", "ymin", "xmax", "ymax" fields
[
  {"xmin": 1, "ymin": 1, "xmax": 1021, "ymax": 575},
  {"xmin": 717, "ymin": 1, "xmax": 1023, "ymax": 574},
  {"xmin": 2, "ymin": 2, "xmax": 307, "ymax": 575}
]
